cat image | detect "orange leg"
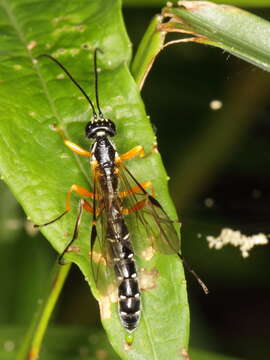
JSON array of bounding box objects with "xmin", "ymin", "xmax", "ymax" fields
[
  {"xmin": 119, "ymin": 181, "xmax": 155, "ymax": 198},
  {"xmin": 64, "ymin": 139, "xmax": 91, "ymax": 157},
  {"xmin": 35, "ymin": 194, "xmax": 98, "ymax": 264},
  {"xmin": 121, "ymin": 180, "xmax": 158, "ymax": 215},
  {"xmin": 65, "ymin": 184, "xmax": 98, "ymax": 211},
  {"xmin": 34, "ymin": 184, "xmax": 100, "ymax": 228},
  {"xmin": 65, "ymin": 184, "xmax": 104, "ymax": 215},
  {"xmin": 52, "ymin": 124, "xmax": 91, "ymax": 157},
  {"xmin": 122, "ymin": 199, "xmax": 147, "ymax": 215},
  {"xmin": 59, "ymin": 197, "xmax": 104, "ymax": 263},
  {"xmin": 82, "ymin": 199, "xmax": 94, "ymax": 213},
  {"xmin": 117, "ymin": 146, "xmax": 157, "ymax": 199},
  {"xmin": 118, "ymin": 145, "xmax": 144, "ymax": 162}
]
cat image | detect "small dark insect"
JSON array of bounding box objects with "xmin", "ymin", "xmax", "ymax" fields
[{"xmin": 35, "ymin": 49, "xmax": 207, "ymax": 343}]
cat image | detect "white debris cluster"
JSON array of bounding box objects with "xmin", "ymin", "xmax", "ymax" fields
[{"xmin": 206, "ymin": 228, "xmax": 268, "ymax": 258}]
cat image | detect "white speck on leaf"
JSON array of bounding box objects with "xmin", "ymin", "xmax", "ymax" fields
[
  {"xmin": 27, "ymin": 40, "xmax": 37, "ymax": 50},
  {"xmin": 14, "ymin": 64, "xmax": 22, "ymax": 70}
]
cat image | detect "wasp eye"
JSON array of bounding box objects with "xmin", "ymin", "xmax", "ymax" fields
[{"xmin": 85, "ymin": 122, "xmax": 93, "ymax": 138}]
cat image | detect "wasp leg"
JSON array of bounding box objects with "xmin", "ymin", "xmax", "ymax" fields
[
  {"xmin": 119, "ymin": 181, "xmax": 155, "ymax": 198},
  {"xmin": 118, "ymin": 145, "xmax": 144, "ymax": 162},
  {"xmin": 34, "ymin": 184, "xmax": 95, "ymax": 229},
  {"xmin": 65, "ymin": 184, "xmax": 96, "ymax": 210},
  {"xmin": 64, "ymin": 139, "xmax": 91, "ymax": 157},
  {"xmin": 122, "ymin": 199, "xmax": 147, "ymax": 215},
  {"xmin": 120, "ymin": 180, "xmax": 157, "ymax": 215},
  {"xmin": 53, "ymin": 124, "xmax": 91, "ymax": 157},
  {"xmin": 58, "ymin": 199, "xmax": 94, "ymax": 265},
  {"xmin": 33, "ymin": 209, "xmax": 69, "ymax": 228}
]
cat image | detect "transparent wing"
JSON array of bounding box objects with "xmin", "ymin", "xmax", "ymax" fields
[
  {"xmin": 119, "ymin": 163, "xmax": 181, "ymax": 255},
  {"xmin": 90, "ymin": 175, "xmax": 118, "ymax": 296},
  {"xmin": 118, "ymin": 163, "xmax": 209, "ymax": 294}
]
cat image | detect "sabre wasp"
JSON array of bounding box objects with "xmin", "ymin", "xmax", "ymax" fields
[{"xmin": 35, "ymin": 49, "xmax": 208, "ymax": 340}]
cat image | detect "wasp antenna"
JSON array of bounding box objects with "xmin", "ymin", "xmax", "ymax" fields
[
  {"xmin": 93, "ymin": 48, "xmax": 104, "ymax": 118},
  {"xmin": 37, "ymin": 54, "xmax": 97, "ymax": 118},
  {"xmin": 178, "ymin": 253, "xmax": 209, "ymax": 294}
]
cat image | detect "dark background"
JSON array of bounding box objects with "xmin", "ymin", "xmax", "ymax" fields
[
  {"xmin": 1, "ymin": 5, "xmax": 270, "ymax": 360},
  {"xmin": 127, "ymin": 7, "xmax": 270, "ymax": 359}
]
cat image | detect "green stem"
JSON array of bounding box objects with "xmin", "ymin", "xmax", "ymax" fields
[
  {"xmin": 131, "ymin": 14, "xmax": 166, "ymax": 88},
  {"xmin": 16, "ymin": 262, "xmax": 71, "ymax": 360}
]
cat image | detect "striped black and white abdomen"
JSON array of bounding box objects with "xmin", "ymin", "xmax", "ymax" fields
[{"xmin": 108, "ymin": 219, "xmax": 141, "ymax": 332}]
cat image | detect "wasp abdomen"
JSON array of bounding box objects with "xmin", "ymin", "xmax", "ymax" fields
[{"xmin": 112, "ymin": 238, "xmax": 141, "ymax": 332}]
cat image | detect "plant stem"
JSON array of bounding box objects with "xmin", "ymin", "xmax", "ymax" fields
[
  {"xmin": 131, "ymin": 14, "xmax": 166, "ymax": 89},
  {"xmin": 16, "ymin": 262, "xmax": 71, "ymax": 360}
]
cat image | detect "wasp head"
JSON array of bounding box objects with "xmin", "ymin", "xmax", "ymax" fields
[{"xmin": 85, "ymin": 118, "xmax": 116, "ymax": 139}]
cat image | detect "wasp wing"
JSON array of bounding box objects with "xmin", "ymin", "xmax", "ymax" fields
[
  {"xmin": 119, "ymin": 163, "xmax": 209, "ymax": 293},
  {"xmin": 118, "ymin": 163, "xmax": 181, "ymax": 255},
  {"xmin": 90, "ymin": 174, "xmax": 118, "ymax": 297}
]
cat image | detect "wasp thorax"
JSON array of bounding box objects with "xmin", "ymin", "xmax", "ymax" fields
[{"xmin": 85, "ymin": 119, "xmax": 116, "ymax": 139}]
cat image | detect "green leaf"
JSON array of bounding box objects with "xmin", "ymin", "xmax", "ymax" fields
[
  {"xmin": 164, "ymin": 1, "xmax": 270, "ymax": 72},
  {"xmin": 0, "ymin": 0, "xmax": 188, "ymax": 358}
]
